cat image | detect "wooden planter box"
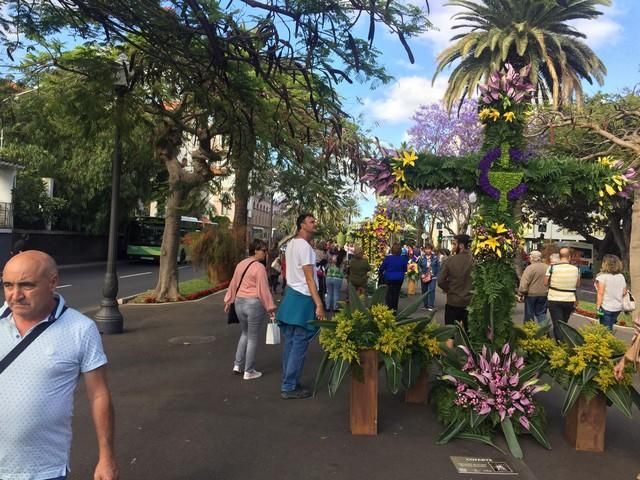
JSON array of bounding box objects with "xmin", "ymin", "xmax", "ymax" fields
[
  {"xmin": 564, "ymin": 393, "xmax": 607, "ymax": 452},
  {"xmin": 350, "ymin": 349, "xmax": 378, "ymax": 435},
  {"xmin": 405, "ymin": 369, "xmax": 429, "ymax": 404}
]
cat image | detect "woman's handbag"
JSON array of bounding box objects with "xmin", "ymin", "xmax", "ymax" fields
[
  {"xmin": 266, "ymin": 319, "xmax": 281, "ymax": 345},
  {"xmin": 420, "ymin": 271, "xmax": 432, "ymax": 283},
  {"xmin": 227, "ymin": 261, "xmax": 257, "ymax": 324},
  {"xmin": 623, "ymin": 291, "xmax": 636, "ymax": 313}
]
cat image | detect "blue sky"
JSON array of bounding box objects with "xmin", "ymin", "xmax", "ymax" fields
[{"xmin": 341, "ymin": 0, "xmax": 640, "ymax": 219}]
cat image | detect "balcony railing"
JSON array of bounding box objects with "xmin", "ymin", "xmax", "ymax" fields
[{"xmin": 0, "ymin": 202, "xmax": 13, "ymax": 229}]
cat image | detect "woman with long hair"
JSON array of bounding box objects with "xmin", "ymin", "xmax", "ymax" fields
[
  {"xmin": 595, "ymin": 254, "xmax": 627, "ymax": 330},
  {"xmin": 224, "ymin": 239, "xmax": 276, "ymax": 380}
]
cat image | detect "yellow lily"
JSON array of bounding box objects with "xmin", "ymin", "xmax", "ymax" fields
[
  {"xmin": 598, "ymin": 189, "xmax": 604, "ymax": 197},
  {"xmin": 401, "ymin": 150, "xmax": 418, "ymax": 167},
  {"xmin": 484, "ymin": 236, "xmax": 500, "ymax": 250},
  {"xmin": 491, "ymin": 223, "xmax": 508, "ymax": 234},
  {"xmin": 479, "ymin": 108, "xmax": 492, "ymax": 120},
  {"xmin": 605, "ymin": 184, "xmax": 616, "ymax": 196},
  {"xmin": 394, "ymin": 182, "xmax": 414, "ymax": 199},
  {"xmin": 488, "ymin": 109, "xmax": 501, "ymax": 121},
  {"xmin": 503, "ymin": 111, "xmax": 516, "ymax": 122},
  {"xmin": 392, "ymin": 167, "xmax": 406, "ymax": 182},
  {"xmin": 598, "ymin": 156, "xmax": 614, "ymax": 167}
]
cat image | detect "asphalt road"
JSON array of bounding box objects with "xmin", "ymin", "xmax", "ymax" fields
[{"xmin": 54, "ymin": 261, "xmax": 203, "ymax": 313}]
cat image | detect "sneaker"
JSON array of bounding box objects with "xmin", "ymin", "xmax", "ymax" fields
[
  {"xmin": 281, "ymin": 388, "xmax": 311, "ymax": 399},
  {"xmin": 232, "ymin": 365, "xmax": 243, "ymax": 375},
  {"xmin": 243, "ymin": 370, "xmax": 262, "ymax": 380}
]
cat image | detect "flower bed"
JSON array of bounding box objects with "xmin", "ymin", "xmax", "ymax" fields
[{"xmin": 142, "ymin": 280, "xmax": 230, "ymax": 303}]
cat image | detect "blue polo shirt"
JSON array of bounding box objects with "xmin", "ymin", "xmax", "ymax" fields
[{"xmin": 0, "ymin": 295, "xmax": 107, "ymax": 480}]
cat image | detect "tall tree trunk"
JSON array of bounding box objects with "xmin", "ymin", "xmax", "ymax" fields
[
  {"xmin": 153, "ymin": 118, "xmax": 185, "ymax": 301},
  {"xmin": 231, "ymin": 127, "xmax": 255, "ymax": 255},
  {"xmin": 630, "ymin": 190, "xmax": 640, "ymax": 316},
  {"xmin": 155, "ymin": 186, "xmax": 183, "ymax": 301}
]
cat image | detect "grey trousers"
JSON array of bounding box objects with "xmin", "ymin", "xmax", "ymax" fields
[{"xmin": 234, "ymin": 297, "xmax": 266, "ymax": 372}]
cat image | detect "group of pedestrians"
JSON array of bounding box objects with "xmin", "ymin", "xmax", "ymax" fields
[{"xmin": 518, "ymin": 247, "xmax": 630, "ymax": 337}]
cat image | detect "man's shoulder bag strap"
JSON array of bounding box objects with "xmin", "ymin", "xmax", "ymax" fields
[{"xmin": 0, "ymin": 303, "xmax": 68, "ymax": 375}]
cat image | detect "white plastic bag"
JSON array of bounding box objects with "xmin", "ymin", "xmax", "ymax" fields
[{"xmin": 266, "ymin": 321, "xmax": 281, "ymax": 345}]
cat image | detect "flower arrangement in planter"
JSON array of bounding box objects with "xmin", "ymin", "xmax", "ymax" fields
[
  {"xmin": 434, "ymin": 325, "xmax": 550, "ymax": 458},
  {"xmin": 406, "ymin": 261, "xmax": 419, "ymax": 281},
  {"xmin": 314, "ymin": 286, "xmax": 451, "ymax": 396},
  {"xmin": 516, "ymin": 320, "xmax": 640, "ymax": 451}
]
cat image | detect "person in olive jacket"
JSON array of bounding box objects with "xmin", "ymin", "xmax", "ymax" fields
[
  {"xmin": 347, "ymin": 246, "xmax": 370, "ymax": 296},
  {"xmin": 438, "ymin": 234, "xmax": 474, "ymax": 331}
]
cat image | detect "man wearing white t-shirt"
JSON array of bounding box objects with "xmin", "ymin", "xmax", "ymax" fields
[
  {"xmin": 276, "ymin": 213, "xmax": 325, "ymax": 399},
  {"xmin": 0, "ymin": 251, "xmax": 118, "ymax": 480}
]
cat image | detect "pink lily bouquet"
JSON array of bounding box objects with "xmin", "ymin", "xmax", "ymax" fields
[{"xmin": 435, "ymin": 332, "xmax": 550, "ymax": 459}]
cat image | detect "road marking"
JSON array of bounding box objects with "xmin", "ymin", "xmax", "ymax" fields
[
  {"xmin": 579, "ymin": 288, "xmax": 595, "ymax": 294},
  {"xmin": 56, "ymin": 284, "xmax": 72, "ymax": 289},
  {"xmin": 120, "ymin": 272, "xmax": 152, "ymax": 279},
  {"xmin": 178, "ymin": 266, "xmax": 190, "ymax": 270}
]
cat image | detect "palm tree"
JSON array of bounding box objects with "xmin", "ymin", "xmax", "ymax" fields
[{"xmin": 434, "ymin": 0, "xmax": 609, "ymax": 109}]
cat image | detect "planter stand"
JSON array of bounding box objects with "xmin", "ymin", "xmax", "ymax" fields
[
  {"xmin": 407, "ymin": 279, "xmax": 417, "ymax": 295},
  {"xmin": 350, "ymin": 349, "xmax": 378, "ymax": 435},
  {"xmin": 564, "ymin": 393, "xmax": 607, "ymax": 452},
  {"xmin": 405, "ymin": 369, "xmax": 429, "ymax": 404}
]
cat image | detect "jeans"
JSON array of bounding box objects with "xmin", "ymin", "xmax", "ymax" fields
[
  {"xmin": 547, "ymin": 300, "xmax": 575, "ymax": 340},
  {"xmin": 444, "ymin": 304, "xmax": 468, "ymax": 331},
  {"xmin": 524, "ymin": 296, "xmax": 548, "ymax": 323},
  {"xmin": 234, "ymin": 297, "xmax": 266, "ymax": 372},
  {"xmin": 420, "ymin": 279, "xmax": 437, "ymax": 308},
  {"xmin": 281, "ymin": 324, "xmax": 316, "ymax": 392},
  {"xmin": 385, "ymin": 280, "xmax": 403, "ymax": 312},
  {"xmin": 599, "ymin": 309, "xmax": 621, "ymax": 330},
  {"xmin": 326, "ymin": 277, "xmax": 343, "ymax": 311}
]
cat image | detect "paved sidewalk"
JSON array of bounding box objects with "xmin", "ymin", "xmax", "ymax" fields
[{"xmin": 67, "ymin": 288, "xmax": 640, "ymax": 479}]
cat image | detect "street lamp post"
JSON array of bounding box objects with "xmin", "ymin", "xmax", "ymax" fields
[{"xmin": 95, "ymin": 54, "xmax": 130, "ymax": 334}]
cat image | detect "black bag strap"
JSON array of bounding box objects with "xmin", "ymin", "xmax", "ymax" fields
[
  {"xmin": 0, "ymin": 301, "xmax": 68, "ymax": 375},
  {"xmin": 234, "ymin": 260, "xmax": 257, "ymax": 298}
]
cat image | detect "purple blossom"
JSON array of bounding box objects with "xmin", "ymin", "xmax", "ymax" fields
[
  {"xmin": 447, "ymin": 344, "xmax": 546, "ymax": 425},
  {"xmin": 478, "ymin": 147, "xmax": 528, "ymax": 201},
  {"xmin": 507, "ymin": 183, "xmax": 528, "ymax": 201},
  {"xmin": 408, "ymin": 100, "xmax": 483, "ymax": 156}
]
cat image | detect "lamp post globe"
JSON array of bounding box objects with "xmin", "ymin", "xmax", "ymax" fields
[{"xmin": 94, "ymin": 54, "xmax": 130, "ymax": 334}]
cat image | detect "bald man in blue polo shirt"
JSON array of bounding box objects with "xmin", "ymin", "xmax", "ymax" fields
[{"xmin": 0, "ymin": 251, "xmax": 118, "ymax": 480}]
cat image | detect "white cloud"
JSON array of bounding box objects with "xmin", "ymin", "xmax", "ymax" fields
[
  {"xmin": 362, "ymin": 75, "xmax": 449, "ymax": 123},
  {"xmin": 570, "ymin": 15, "xmax": 622, "ymax": 49},
  {"xmin": 415, "ymin": 0, "xmax": 467, "ymax": 56}
]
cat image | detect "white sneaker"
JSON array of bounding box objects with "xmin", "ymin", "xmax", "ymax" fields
[
  {"xmin": 232, "ymin": 365, "xmax": 243, "ymax": 375},
  {"xmin": 243, "ymin": 370, "xmax": 263, "ymax": 380}
]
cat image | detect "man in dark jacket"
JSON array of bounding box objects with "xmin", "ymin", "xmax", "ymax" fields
[{"xmin": 438, "ymin": 234, "xmax": 474, "ymax": 331}]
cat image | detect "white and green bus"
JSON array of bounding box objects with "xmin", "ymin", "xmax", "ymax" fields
[{"xmin": 126, "ymin": 216, "xmax": 205, "ymax": 262}]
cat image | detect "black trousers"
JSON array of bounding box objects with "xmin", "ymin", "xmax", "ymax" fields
[
  {"xmin": 444, "ymin": 304, "xmax": 469, "ymax": 331},
  {"xmin": 547, "ymin": 300, "xmax": 575, "ymax": 340},
  {"xmin": 385, "ymin": 280, "xmax": 403, "ymax": 312}
]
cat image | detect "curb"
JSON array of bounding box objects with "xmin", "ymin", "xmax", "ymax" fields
[{"xmin": 118, "ymin": 287, "xmax": 229, "ymax": 306}]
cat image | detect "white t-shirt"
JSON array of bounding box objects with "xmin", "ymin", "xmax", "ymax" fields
[
  {"xmin": 596, "ymin": 272, "xmax": 627, "ymax": 312},
  {"xmin": 0, "ymin": 295, "xmax": 107, "ymax": 480},
  {"xmin": 286, "ymin": 238, "xmax": 317, "ymax": 296}
]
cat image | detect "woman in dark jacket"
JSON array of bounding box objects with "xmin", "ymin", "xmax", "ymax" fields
[{"xmin": 378, "ymin": 243, "xmax": 408, "ymax": 312}]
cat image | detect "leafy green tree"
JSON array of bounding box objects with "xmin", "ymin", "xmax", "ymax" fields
[
  {"xmin": 434, "ymin": 0, "xmax": 608, "ymax": 109},
  {"xmin": 1, "ymin": 55, "xmax": 160, "ymax": 234}
]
